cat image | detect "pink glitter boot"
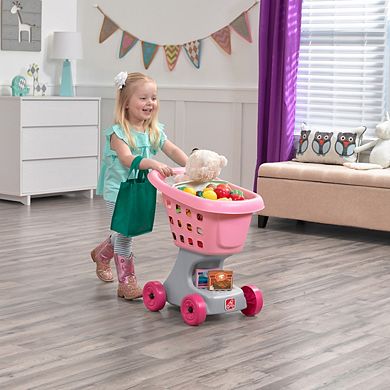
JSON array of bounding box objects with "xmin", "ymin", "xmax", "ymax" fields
[
  {"xmin": 114, "ymin": 254, "xmax": 143, "ymax": 300},
  {"xmin": 91, "ymin": 237, "xmax": 114, "ymax": 282}
]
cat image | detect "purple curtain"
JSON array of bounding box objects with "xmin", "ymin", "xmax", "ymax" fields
[{"xmin": 254, "ymin": 0, "xmax": 303, "ymax": 190}]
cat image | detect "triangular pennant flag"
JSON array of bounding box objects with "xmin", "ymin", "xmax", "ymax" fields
[
  {"xmin": 230, "ymin": 11, "xmax": 252, "ymax": 43},
  {"xmin": 99, "ymin": 16, "xmax": 119, "ymax": 43},
  {"xmin": 119, "ymin": 31, "xmax": 138, "ymax": 58},
  {"xmin": 164, "ymin": 45, "xmax": 181, "ymax": 71},
  {"xmin": 211, "ymin": 26, "xmax": 231, "ymax": 55},
  {"xmin": 183, "ymin": 40, "xmax": 202, "ymax": 69},
  {"xmin": 142, "ymin": 42, "xmax": 159, "ymax": 69}
]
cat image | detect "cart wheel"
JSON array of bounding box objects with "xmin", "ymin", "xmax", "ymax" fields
[
  {"xmin": 143, "ymin": 281, "xmax": 166, "ymax": 312},
  {"xmin": 241, "ymin": 285, "xmax": 263, "ymax": 316},
  {"xmin": 180, "ymin": 294, "xmax": 207, "ymax": 326}
]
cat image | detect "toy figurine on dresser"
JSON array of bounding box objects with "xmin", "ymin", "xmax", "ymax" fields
[{"xmin": 11, "ymin": 75, "xmax": 29, "ymax": 96}]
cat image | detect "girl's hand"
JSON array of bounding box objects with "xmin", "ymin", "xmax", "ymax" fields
[{"xmin": 151, "ymin": 161, "xmax": 173, "ymax": 177}]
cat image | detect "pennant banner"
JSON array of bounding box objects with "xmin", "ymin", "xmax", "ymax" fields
[
  {"xmin": 211, "ymin": 26, "xmax": 232, "ymax": 55},
  {"xmin": 184, "ymin": 40, "xmax": 202, "ymax": 69},
  {"xmin": 142, "ymin": 42, "xmax": 159, "ymax": 69},
  {"xmin": 164, "ymin": 45, "xmax": 181, "ymax": 71},
  {"xmin": 230, "ymin": 11, "xmax": 252, "ymax": 43},
  {"xmin": 99, "ymin": 15, "xmax": 119, "ymax": 43},
  {"xmin": 119, "ymin": 32, "xmax": 138, "ymax": 58},
  {"xmin": 94, "ymin": 2, "xmax": 258, "ymax": 70}
]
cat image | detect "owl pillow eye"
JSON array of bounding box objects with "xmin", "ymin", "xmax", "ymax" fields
[
  {"xmin": 324, "ymin": 135, "xmax": 329, "ymax": 140},
  {"xmin": 340, "ymin": 135, "xmax": 346, "ymax": 141},
  {"xmin": 316, "ymin": 135, "xmax": 321, "ymax": 140},
  {"xmin": 348, "ymin": 136, "xmax": 354, "ymax": 142}
]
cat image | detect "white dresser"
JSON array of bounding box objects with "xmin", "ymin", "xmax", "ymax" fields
[{"xmin": 0, "ymin": 96, "xmax": 101, "ymax": 205}]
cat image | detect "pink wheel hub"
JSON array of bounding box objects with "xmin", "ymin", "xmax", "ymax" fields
[
  {"xmin": 241, "ymin": 285, "xmax": 263, "ymax": 316},
  {"xmin": 143, "ymin": 281, "xmax": 166, "ymax": 312},
  {"xmin": 180, "ymin": 294, "xmax": 207, "ymax": 326}
]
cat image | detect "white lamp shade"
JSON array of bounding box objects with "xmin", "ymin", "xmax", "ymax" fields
[{"xmin": 51, "ymin": 32, "xmax": 83, "ymax": 60}]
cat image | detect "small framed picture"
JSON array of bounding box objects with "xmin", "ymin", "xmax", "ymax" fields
[{"xmin": 1, "ymin": 0, "xmax": 42, "ymax": 52}]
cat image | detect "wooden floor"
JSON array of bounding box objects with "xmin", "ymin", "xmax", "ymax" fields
[{"xmin": 1, "ymin": 195, "xmax": 390, "ymax": 389}]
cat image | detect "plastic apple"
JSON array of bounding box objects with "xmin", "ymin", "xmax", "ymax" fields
[
  {"xmin": 216, "ymin": 183, "xmax": 231, "ymax": 191},
  {"xmin": 214, "ymin": 187, "xmax": 231, "ymax": 199}
]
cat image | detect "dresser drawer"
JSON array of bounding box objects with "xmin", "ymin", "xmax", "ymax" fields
[
  {"xmin": 21, "ymin": 100, "xmax": 99, "ymax": 127},
  {"xmin": 22, "ymin": 126, "xmax": 99, "ymax": 160},
  {"xmin": 22, "ymin": 157, "xmax": 98, "ymax": 194}
]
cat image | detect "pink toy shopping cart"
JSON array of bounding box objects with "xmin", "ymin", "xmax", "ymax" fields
[{"xmin": 143, "ymin": 167, "xmax": 265, "ymax": 326}]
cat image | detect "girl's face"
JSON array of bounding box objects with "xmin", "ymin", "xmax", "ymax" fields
[{"xmin": 127, "ymin": 80, "xmax": 158, "ymax": 125}]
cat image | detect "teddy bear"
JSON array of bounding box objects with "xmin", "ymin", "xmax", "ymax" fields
[
  {"xmin": 176, "ymin": 149, "xmax": 228, "ymax": 183},
  {"xmin": 344, "ymin": 113, "xmax": 390, "ymax": 170}
]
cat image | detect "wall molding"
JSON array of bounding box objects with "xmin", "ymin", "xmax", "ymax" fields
[{"xmin": 76, "ymin": 85, "xmax": 258, "ymax": 103}]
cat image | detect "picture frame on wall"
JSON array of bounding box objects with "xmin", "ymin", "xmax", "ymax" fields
[{"xmin": 1, "ymin": 0, "xmax": 42, "ymax": 51}]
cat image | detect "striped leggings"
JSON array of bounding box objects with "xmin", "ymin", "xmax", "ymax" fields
[{"xmin": 106, "ymin": 201, "xmax": 133, "ymax": 257}]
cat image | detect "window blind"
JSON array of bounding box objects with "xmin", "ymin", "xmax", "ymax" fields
[{"xmin": 296, "ymin": 0, "xmax": 388, "ymax": 136}]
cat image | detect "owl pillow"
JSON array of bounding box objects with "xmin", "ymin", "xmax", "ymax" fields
[{"xmin": 294, "ymin": 123, "xmax": 366, "ymax": 165}]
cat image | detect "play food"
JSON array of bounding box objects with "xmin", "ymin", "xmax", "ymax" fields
[
  {"xmin": 183, "ymin": 187, "xmax": 196, "ymax": 195},
  {"xmin": 176, "ymin": 180, "xmax": 245, "ymax": 201},
  {"xmin": 214, "ymin": 187, "xmax": 231, "ymax": 199},
  {"xmin": 230, "ymin": 193, "xmax": 244, "ymax": 201},
  {"xmin": 202, "ymin": 190, "xmax": 217, "ymax": 200}
]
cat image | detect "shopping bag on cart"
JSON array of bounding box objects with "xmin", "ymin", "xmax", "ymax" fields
[{"xmin": 111, "ymin": 155, "xmax": 156, "ymax": 237}]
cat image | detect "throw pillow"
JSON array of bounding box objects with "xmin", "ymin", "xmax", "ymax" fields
[{"xmin": 294, "ymin": 123, "xmax": 366, "ymax": 165}]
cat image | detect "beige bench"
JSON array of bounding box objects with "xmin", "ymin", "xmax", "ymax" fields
[{"xmin": 257, "ymin": 161, "xmax": 390, "ymax": 232}]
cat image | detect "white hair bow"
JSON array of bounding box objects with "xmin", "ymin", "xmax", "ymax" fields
[{"xmin": 114, "ymin": 71, "xmax": 128, "ymax": 89}]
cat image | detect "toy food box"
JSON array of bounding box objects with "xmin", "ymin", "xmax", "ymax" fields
[
  {"xmin": 208, "ymin": 270, "xmax": 233, "ymax": 291},
  {"xmin": 194, "ymin": 268, "xmax": 214, "ymax": 289}
]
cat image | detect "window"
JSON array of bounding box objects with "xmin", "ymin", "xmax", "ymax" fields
[{"xmin": 296, "ymin": 0, "xmax": 389, "ymax": 136}]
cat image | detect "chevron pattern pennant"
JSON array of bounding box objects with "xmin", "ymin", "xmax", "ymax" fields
[
  {"xmin": 230, "ymin": 11, "xmax": 252, "ymax": 43},
  {"xmin": 142, "ymin": 42, "xmax": 159, "ymax": 69},
  {"xmin": 99, "ymin": 16, "xmax": 119, "ymax": 43},
  {"xmin": 119, "ymin": 32, "xmax": 138, "ymax": 58},
  {"xmin": 183, "ymin": 40, "xmax": 202, "ymax": 69},
  {"xmin": 164, "ymin": 45, "xmax": 181, "ymax": 71},
  {"xmin": 211, "ymin": 26, "xmax": 231, "ymax": 55}
]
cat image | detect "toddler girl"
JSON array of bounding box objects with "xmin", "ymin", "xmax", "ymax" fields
[{"xmin": 91, "ymin": 72, "xmax": 188, "ymax": 299}]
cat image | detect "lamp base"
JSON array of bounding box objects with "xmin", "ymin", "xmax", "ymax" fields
[{"xmin": 60, "ymin": 59, "xmax": 74, "ymax": 97}]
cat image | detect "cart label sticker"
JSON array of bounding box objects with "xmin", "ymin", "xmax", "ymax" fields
[{"xmin": 225, "ymin": 298, "xmax": 236, "ymax": 311}]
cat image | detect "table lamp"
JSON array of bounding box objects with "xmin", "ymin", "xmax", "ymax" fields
[{"xmin": 51, "ymin": 32, "xmax": 83, "ymax": 97}]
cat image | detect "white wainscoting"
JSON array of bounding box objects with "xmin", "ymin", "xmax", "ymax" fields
[{"xmin": 77, "ymin": 86, "xmax": 258, "ymax": 190}]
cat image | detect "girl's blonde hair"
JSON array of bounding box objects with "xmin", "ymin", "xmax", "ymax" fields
[{"xmin": 114, "ymin": 72, "xmax": 160, "ymax": 152}]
